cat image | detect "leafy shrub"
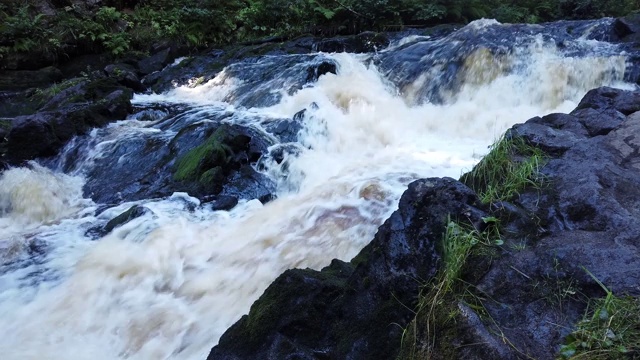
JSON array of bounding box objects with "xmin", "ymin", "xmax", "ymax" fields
[
  {"xmin": 0, "ymin": 6, "xmax": 58, "ymax": 57},
  {"xmin": 1, "ymin": 0, "xmax": 639, "ymax": 64}
]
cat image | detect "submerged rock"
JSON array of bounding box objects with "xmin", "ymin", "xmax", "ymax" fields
[
  {"xmin": 103, "ymin": 205, "xmax": 151, "ymax": 233},
  {"xmin": 85, "ymin": 204, "xmax": 153, "ymax": 237},
  {"xmin": 147, "ymin": 53, "xmax": 338, "ymax": 108}
]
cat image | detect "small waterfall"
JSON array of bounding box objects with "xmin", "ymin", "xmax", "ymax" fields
[{"xmin": 0, "ymin": 19, "xmax": 636, "ymax": 360}]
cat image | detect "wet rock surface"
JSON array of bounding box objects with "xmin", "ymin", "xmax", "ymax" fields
[
  {"xmin": 142, "ymin": 32, "xmax": 391, "ymax": 95},
  {"xmin": 76, "ymin": 119, "xmax": 276, "ymax": 205},
  {"xmin": 209, "ymin": 87, "xmax": 640, "ymax": 360},
  {"xmin": 209, "ymin": 178, "xmax": 487, "ymax": 360},
  {"xmin": 145, "ymin": 52, "xmax": 338, "ymax": 108},
  {"xmin": 4, "ymin": 77, "xmax": 133, "ymax": 165},
  {"xmin": 614, "ymin": 13, "xmax": 640, "ymax": 43},
  {"xmin": 375, "ymin": 18, "xmax": 640, "ymax": 105},
  {"xmin": 466, "ymin": 87, "xmax": 640, "ymax": 359}
]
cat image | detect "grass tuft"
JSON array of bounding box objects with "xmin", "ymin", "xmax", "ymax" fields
[
  {"xmin": 462, "ymin": 134, "xmax": 546, "ymax": 204},
  {"xmin": 399, "ymin": 217, "xmax": 502, "ymax": 359},
  {"xmin": 559, "ymin": 269, "xmax": 640, "ymax": 359}
]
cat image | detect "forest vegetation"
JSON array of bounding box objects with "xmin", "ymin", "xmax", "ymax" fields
[{"xmin": 1, "ymin": 0, "xmax": 639, "ymax": 62}]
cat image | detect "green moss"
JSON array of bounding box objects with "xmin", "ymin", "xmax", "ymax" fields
[
  {"xmin": 173, "ymin": 127, "xmax": 232, "ymax": 182},
  {"xmin": 199, "ymin": 166, "xmax": 224, "ymax": 185},
  {"xmin": 461, "ymin": 134, "xmax": 546, "ymax": 204}
]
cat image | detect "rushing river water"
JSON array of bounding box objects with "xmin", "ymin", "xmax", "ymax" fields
[{"xmin": 0, "ymin": 19, "xmax": 636, "ymax": 359}]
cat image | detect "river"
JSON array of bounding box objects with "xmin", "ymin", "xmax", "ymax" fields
[{"xmin": 0, "ymin": 19, "xmax": 635, "ymax": 359}]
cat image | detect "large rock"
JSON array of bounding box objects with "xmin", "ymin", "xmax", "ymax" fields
[
  {"xmin": 145, "ymin": 52, "xmax": 337, "ymax": 108},
  {"xmin": 209, "ymin": 178, "xmax": 488, "ymax": 360},
  {"xmin": 614, "ymin": 13, "xmax": 640, "ymax": 42},
  {"xmin": 137, "ymin": 48, "xmax": 173, "ymax": 76},
  {"xmin": 80, "ymin": 120, "xmax": 276, "ymax": 205},
  {"xmin": 375, "ymin": 19, "xmax": 637, "ymax": 104},
  {"xmin": 104, "ymin": 63, "xmax": 145, "ymax": 92},
  {"xmin": 4, "ymin": 77, "xmax": 133, "ymax": 164},
  {"xmin": 457, "ymin": 87, "xmax": 640, "ymax": 359}
]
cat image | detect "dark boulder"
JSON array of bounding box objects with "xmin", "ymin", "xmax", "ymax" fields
[
  {"xmin": 209, "ymin": 86, "xmax": 640, "ymax": 360},
  {"xmin": 85, "ymin": 204, "xmax": 153, "ymax": 237},
  {"xmin": 614, "ymin": 13, "xmax": 640, "ymax": 42},
  {"xmin": 570, "ymin": 107, "xmax": 625, "ymax": 136},
  {"xmin": 0, "ymin": 90, "xmax": 42, "ymax": 117},
  {"xmin": 142, "ymin": 54, "xmax": 224, "ymax": 93},
  {"xmin": 104, "ymin": 63, "xmax": 145, "ymax": 92},
  {"xmin": 305, "ymin": 61, "xmax": 337, "ymax": 82},
  {"xmin": 137, "ymin": 48, "xmax": 173, "ymax": 76},
  {"xmin": 511, "ymin": 121, "xmax": 584, "ymax": 156},
  {"xmin": 209, "ymin": 178, "xmax": 488, "ymax": 360},
  {"xmin": 572, "ymin": 86, "xmax": 640, "ymax": 115},
  {"xmin": 202, "ymin": 195, "xmax": 239, "ymax": 211},
  {"xmin": 0, "ymin": 50, "xmax": 58, "ymax": 71},
  {"xmin": 58, "ymin": 53, "xmax": 113, "ymax": 78},
  {"xmin": 103, "ymin": 205, "xmax": 151, "ymax": 233},
  {"xmin": 375, "ymin": 19, "xmax": 636, "ymax": 105},
  {"xmin": 0, "ymin": 66, "xmax": 63, "ymax": 91},
  {"xmin": 263, "ymin": 117, "xmax": 303, "ymax": 143},
  {"xmin": 145, "ymin": 47, "xmax": 337, "ymax": 99},
  {"xmin": 456, "ymin": 87, "xmax": 640, "ymax": 359},
  {"xmin": 4, "ymin": 78, "xmax": 133, "ymax": 165}
]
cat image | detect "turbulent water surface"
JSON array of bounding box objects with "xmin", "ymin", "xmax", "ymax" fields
[{"xmin": 0, "ymin": 20, "xmax": 636, "ymax": 359}]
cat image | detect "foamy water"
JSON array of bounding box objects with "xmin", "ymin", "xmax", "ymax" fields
[{"xmin": 0, "ymin": 23, "xmax": 634, "ymax": 359}]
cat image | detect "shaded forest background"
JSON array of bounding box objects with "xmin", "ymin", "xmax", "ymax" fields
[{"xmin": 1, "ymin": 0, "xmax": 639, "ymax": 63}]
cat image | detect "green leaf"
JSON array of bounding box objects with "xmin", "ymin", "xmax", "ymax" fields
[{"xmin": 482, "ymin": 216, "xmax": 499, "ymax": 224}]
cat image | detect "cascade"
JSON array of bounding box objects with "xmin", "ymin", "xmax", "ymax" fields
[{"xmin": 0, "ymin": 19, "xmax": 635, "ymax": 359}]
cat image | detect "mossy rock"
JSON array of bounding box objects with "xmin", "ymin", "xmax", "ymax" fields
[
  {"xmin": 173, "ymin": 127, "xmax": 233, "ymax": 182},
  {"xmin": 199, "ymin": 166, "xmax": 225, "ymax": 186}
]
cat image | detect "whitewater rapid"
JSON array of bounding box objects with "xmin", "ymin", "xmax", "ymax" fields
[{"xmin": 0, "ymin": 24, "xmax": 635, "ymax": 359}]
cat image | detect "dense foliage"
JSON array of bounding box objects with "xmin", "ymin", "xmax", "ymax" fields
[{"xmin": 1, "ymin": 0, "xmax": 639, "ymax": 63}]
